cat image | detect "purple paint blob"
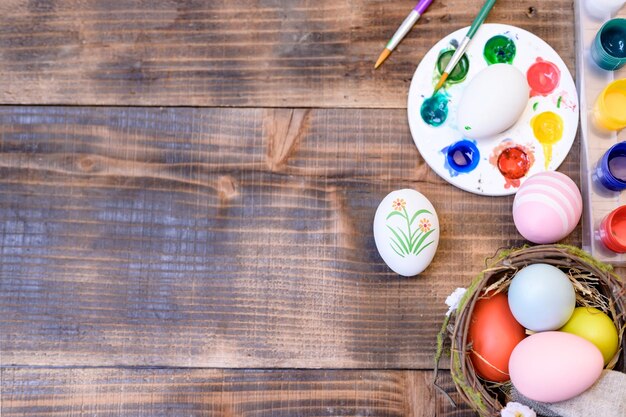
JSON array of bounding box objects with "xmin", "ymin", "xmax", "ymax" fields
[{"xmin": 609, "ymin": 155, "xmax": 626, "ymax": 181}]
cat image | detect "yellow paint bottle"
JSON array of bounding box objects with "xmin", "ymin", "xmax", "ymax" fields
[{"xmin": 593, "ymin": 79, "xmax": 626, "ymax": 131}]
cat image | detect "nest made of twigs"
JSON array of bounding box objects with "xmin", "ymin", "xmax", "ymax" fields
[{"xmin": 435, "ymin": 244, "xmax": 626, "ymax": 417}]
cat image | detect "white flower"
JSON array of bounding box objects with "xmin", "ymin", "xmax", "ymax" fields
[
  {"xmin": 445, "ymin": 287, "xmax": 467, "ymax": 317},
  {"xmin": 500, "ymin": 402, "xmax": 536, "ymax": 417}
]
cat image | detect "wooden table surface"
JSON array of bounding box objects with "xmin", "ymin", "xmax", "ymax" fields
[{"xmin": 0, "ymin": 1, "xmax": 598, "ymax": 416}]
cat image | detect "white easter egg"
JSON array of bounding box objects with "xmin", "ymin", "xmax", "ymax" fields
[
  {"xmin": 513, "ymin": 171, "xmax": 582, "ymax": 244},
  {"xmin": 457, "ymin": 64, "xmax": 529, "ymax": 139},
  {"xmin": 373, "ymin": 189, "xmax": 439, "ymax": 276}
]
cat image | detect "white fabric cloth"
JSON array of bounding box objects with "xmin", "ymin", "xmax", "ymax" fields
[{"xmin": 511, "ymin": 370, "xmax": 626, "ymax": 417}]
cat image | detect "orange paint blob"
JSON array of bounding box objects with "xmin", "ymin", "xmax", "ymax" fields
[{"xmin": 497, "ymin": 147, "xmax": 531, "ymax": 180}]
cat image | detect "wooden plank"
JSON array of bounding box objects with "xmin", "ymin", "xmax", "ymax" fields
[
  {"xmin": 0, "ymin": 368, "xmax": 475, "ymax": 417},
  {"xmin": 0, "ymin": 106, "xmax": 581, "ymax": 368},
  {"xmin": 0, "ymin": 0, "xmax": 574, "ymax": 107}
]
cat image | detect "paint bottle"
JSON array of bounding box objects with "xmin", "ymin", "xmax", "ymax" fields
[
  {"xmin": 590, "ymin": 18, "xmax": 626, "ymax": 71},
  {"xmin": 593, "ymin": 79, "xmax": 626, "ymax": 131},
  {"xmin": 585, "ymin": 0, "xmax": 625, "ymax": 20},
  {"xmin": 595, "ymin": 142, "xmax": 626, "ymax": 191},
  {"xmin": 597, "ymin": 205, "xmax": 626, "ymax": 253}
]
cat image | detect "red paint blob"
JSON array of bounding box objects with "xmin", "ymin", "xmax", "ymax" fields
[
  {"xmin": 527, "ymin": 59, "xmax": 561, "ymax": 96},
  {"xmin": 497, "ymin": 147, "xmax": 531, "ymax": 180},
  {"xmin": 601, "ymin": 206, "xmax": 626, "ymax": 253}
]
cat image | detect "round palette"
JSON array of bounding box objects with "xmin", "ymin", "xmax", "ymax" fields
[{"xmin": 407, "ymin": 24, "xmax": 579, "ymax": 196}]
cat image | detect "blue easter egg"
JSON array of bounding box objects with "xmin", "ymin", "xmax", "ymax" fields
[{"xmin": 508, "ymin": 263, "xmax": 576, "ymax": 332}]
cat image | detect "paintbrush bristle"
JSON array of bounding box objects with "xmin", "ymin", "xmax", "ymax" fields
[
  {"xmin": 433, "ymin": 72, "xmax": 449, "ymax": 93},
  {"xmin": 375, "ymin": 49, "xmax": 392, "ymax": 69}
]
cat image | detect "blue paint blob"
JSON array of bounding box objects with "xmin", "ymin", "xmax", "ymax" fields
[
  {"xmin": 420, "ymin": 93, "xmax": 449, "ymax": 127},
  {"xmin": 444, "ymin": 140, "xmax": 480, "ymax": 175}
]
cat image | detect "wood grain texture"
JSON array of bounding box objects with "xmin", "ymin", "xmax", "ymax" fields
[
  {"xmin": 0, "ymin": 0, "xmax": 574, "ymax": 107},
  {"xmin": 0, "ymin": 368, "xmax": 475, "ymax": 417},
  {"xmin": 0, "ymin": 106, "xmax": 581, "ymax": 368}
]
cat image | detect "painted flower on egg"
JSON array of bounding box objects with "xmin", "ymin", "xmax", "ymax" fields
[
  {"xmin": 386, "ymin": 205, "xmax": 436, "ymax": 259},
  {"xmin": 392, "ymin": 198, "xmax": 406, "ymax": 211}
]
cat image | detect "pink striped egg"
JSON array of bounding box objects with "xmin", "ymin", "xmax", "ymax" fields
[{"xmin": 513, "ymin": 172, "xmax": 582, "ymax": 244}]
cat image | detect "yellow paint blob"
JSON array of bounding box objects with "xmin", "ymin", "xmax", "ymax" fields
[
  {"xmin": 531, "ymin": 111, "xmax": 564, "ymax": 169},
  {"xmin": 594, "ymin": 80, "xmax": 626, "ymax": 131},
  {"xmin": 605, "ymin": 90, "xmax": 626, "ymax": 116}
]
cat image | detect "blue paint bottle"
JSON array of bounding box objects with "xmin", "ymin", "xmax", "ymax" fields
[{"xmin": 595, "ymin": 142, "xmax": 626, "ymax": 191}]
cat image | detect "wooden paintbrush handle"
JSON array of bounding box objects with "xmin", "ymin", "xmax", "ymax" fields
[{"xmin": 467, "ymin": 0, "xmax": 497, "ymax": 39}]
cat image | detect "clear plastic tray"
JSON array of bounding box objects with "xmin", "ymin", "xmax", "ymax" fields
[{"xmin": 575, "ymin": 0, "xmax": 626, "ymax": 264}]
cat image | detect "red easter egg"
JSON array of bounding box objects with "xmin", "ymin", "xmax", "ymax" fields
[{"xmin": 468, "ymin": 292, "xmax": 526, "ymax": 382}]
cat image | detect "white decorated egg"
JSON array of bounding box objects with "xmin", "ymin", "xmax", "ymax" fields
[
  {"xmin": 513, "ymin": 171, "xmax": 582, "ymax": 244},
  {"xmin": 457, "ymin": 64, "xmax": 529, "ymax": 139},
  {"xmin": 373, "ymin": 189, "xmax": 439, "ymax": 277}
]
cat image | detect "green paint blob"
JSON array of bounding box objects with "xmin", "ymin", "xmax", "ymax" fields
[
  {"xmin": 420, "ymin": 93, "xmax": 449, "ymax": 127},
  {"xmin": 483, "ymin": 35, "xmax": 517, "ymax": 65},
  {"xmin": 533, "ymin": 102, "xmax": 539, "ymax": 111},
  {"xmin": 436, "ymin": 50, "xmax": 470, "ymax": 84},
  {"xmin": 557, "ymin": 96, "xmax": 562, "ymax": 108}
]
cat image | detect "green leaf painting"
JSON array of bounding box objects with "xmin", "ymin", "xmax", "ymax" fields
[{"xmin": 386, "ymin": 198, "xmax": 436, "ymax": 258}]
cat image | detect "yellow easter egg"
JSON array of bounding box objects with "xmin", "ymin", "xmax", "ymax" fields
[{"xmin": 559, "ymin": 307, "xmax": 619, "ymax": 365}]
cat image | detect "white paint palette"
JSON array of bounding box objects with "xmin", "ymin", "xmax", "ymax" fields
[{"xmin": 407, "ymin": 24, "xmax": 579, "ymax": 196}]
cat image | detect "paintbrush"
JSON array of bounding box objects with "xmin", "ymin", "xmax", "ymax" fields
[
  {"xmin": 433, "ymin": 0, "xmax": 497, "ymax": 93},
  {"xmin": 375, "ymin": 0, "xmax": 435, "ymax": 69}
]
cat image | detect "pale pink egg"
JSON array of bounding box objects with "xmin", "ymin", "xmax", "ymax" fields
[
  {"xmin": 513, "ymin": 172, "xmax": 582, "ymax": 243},
  {"xmin": 509, "ymin": 331, "xmax": 604, "ymax": 403}
]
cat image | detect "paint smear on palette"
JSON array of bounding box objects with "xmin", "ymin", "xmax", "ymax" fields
[
  {"xmin": 421, "ymin": 92, "xmax": 449, "ymax": 127},
  {"xmin": 437, "ymin": 50, "xmax": 470, "ymax": 84},
  {"xmin": 531, "ymin": 111, "xmax": 564, "ymax": 169},
  {"xmin": 483, "ymin": 35, "xmax": 516, "ymax": 65},
  {"xmin": 527, "ymin": 58, "xmax": 561, "ymax": 96},
  {"xmin": 489, "ymin": 140, "xmax": 536, "ymax": 189},
  {"xmin": 441, "ymin": 139, "xmax": 480, "ymax": 177},
  {"xmin": 553, "ymin": 91, "xmax": 577, "ymax": 111}
]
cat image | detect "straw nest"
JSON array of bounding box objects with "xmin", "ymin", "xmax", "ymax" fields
[{"xmin": 434, "ymin": 244, "xmax": 626, "ymax": 417}]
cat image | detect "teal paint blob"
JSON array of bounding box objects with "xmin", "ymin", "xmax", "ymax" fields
[
  {"xmin": 592, "ymin": 18, "xmax": 626, "ymax": 70},
  {"xmin": 601, "ymin": 27, "xmax": 626, "ymax": 58},
  {"xmin": 420, "ymin": 93, "xmax": 449, "ymax": 127},
  {"xmin": 483, "ymin": 35, "xmax": 517, "ymax": 65}
]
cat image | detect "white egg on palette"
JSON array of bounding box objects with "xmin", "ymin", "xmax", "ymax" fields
[
  {"xmin": 457, "ymin": 64, "xmax": 530, "ymax": 139},
  {"xmin": 513, "ymin": 171, "xmax": 583, "ymax": 244},
  {"xmin": 373, "ymin": 189, "xmax": 439, "ymax": 277}
]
